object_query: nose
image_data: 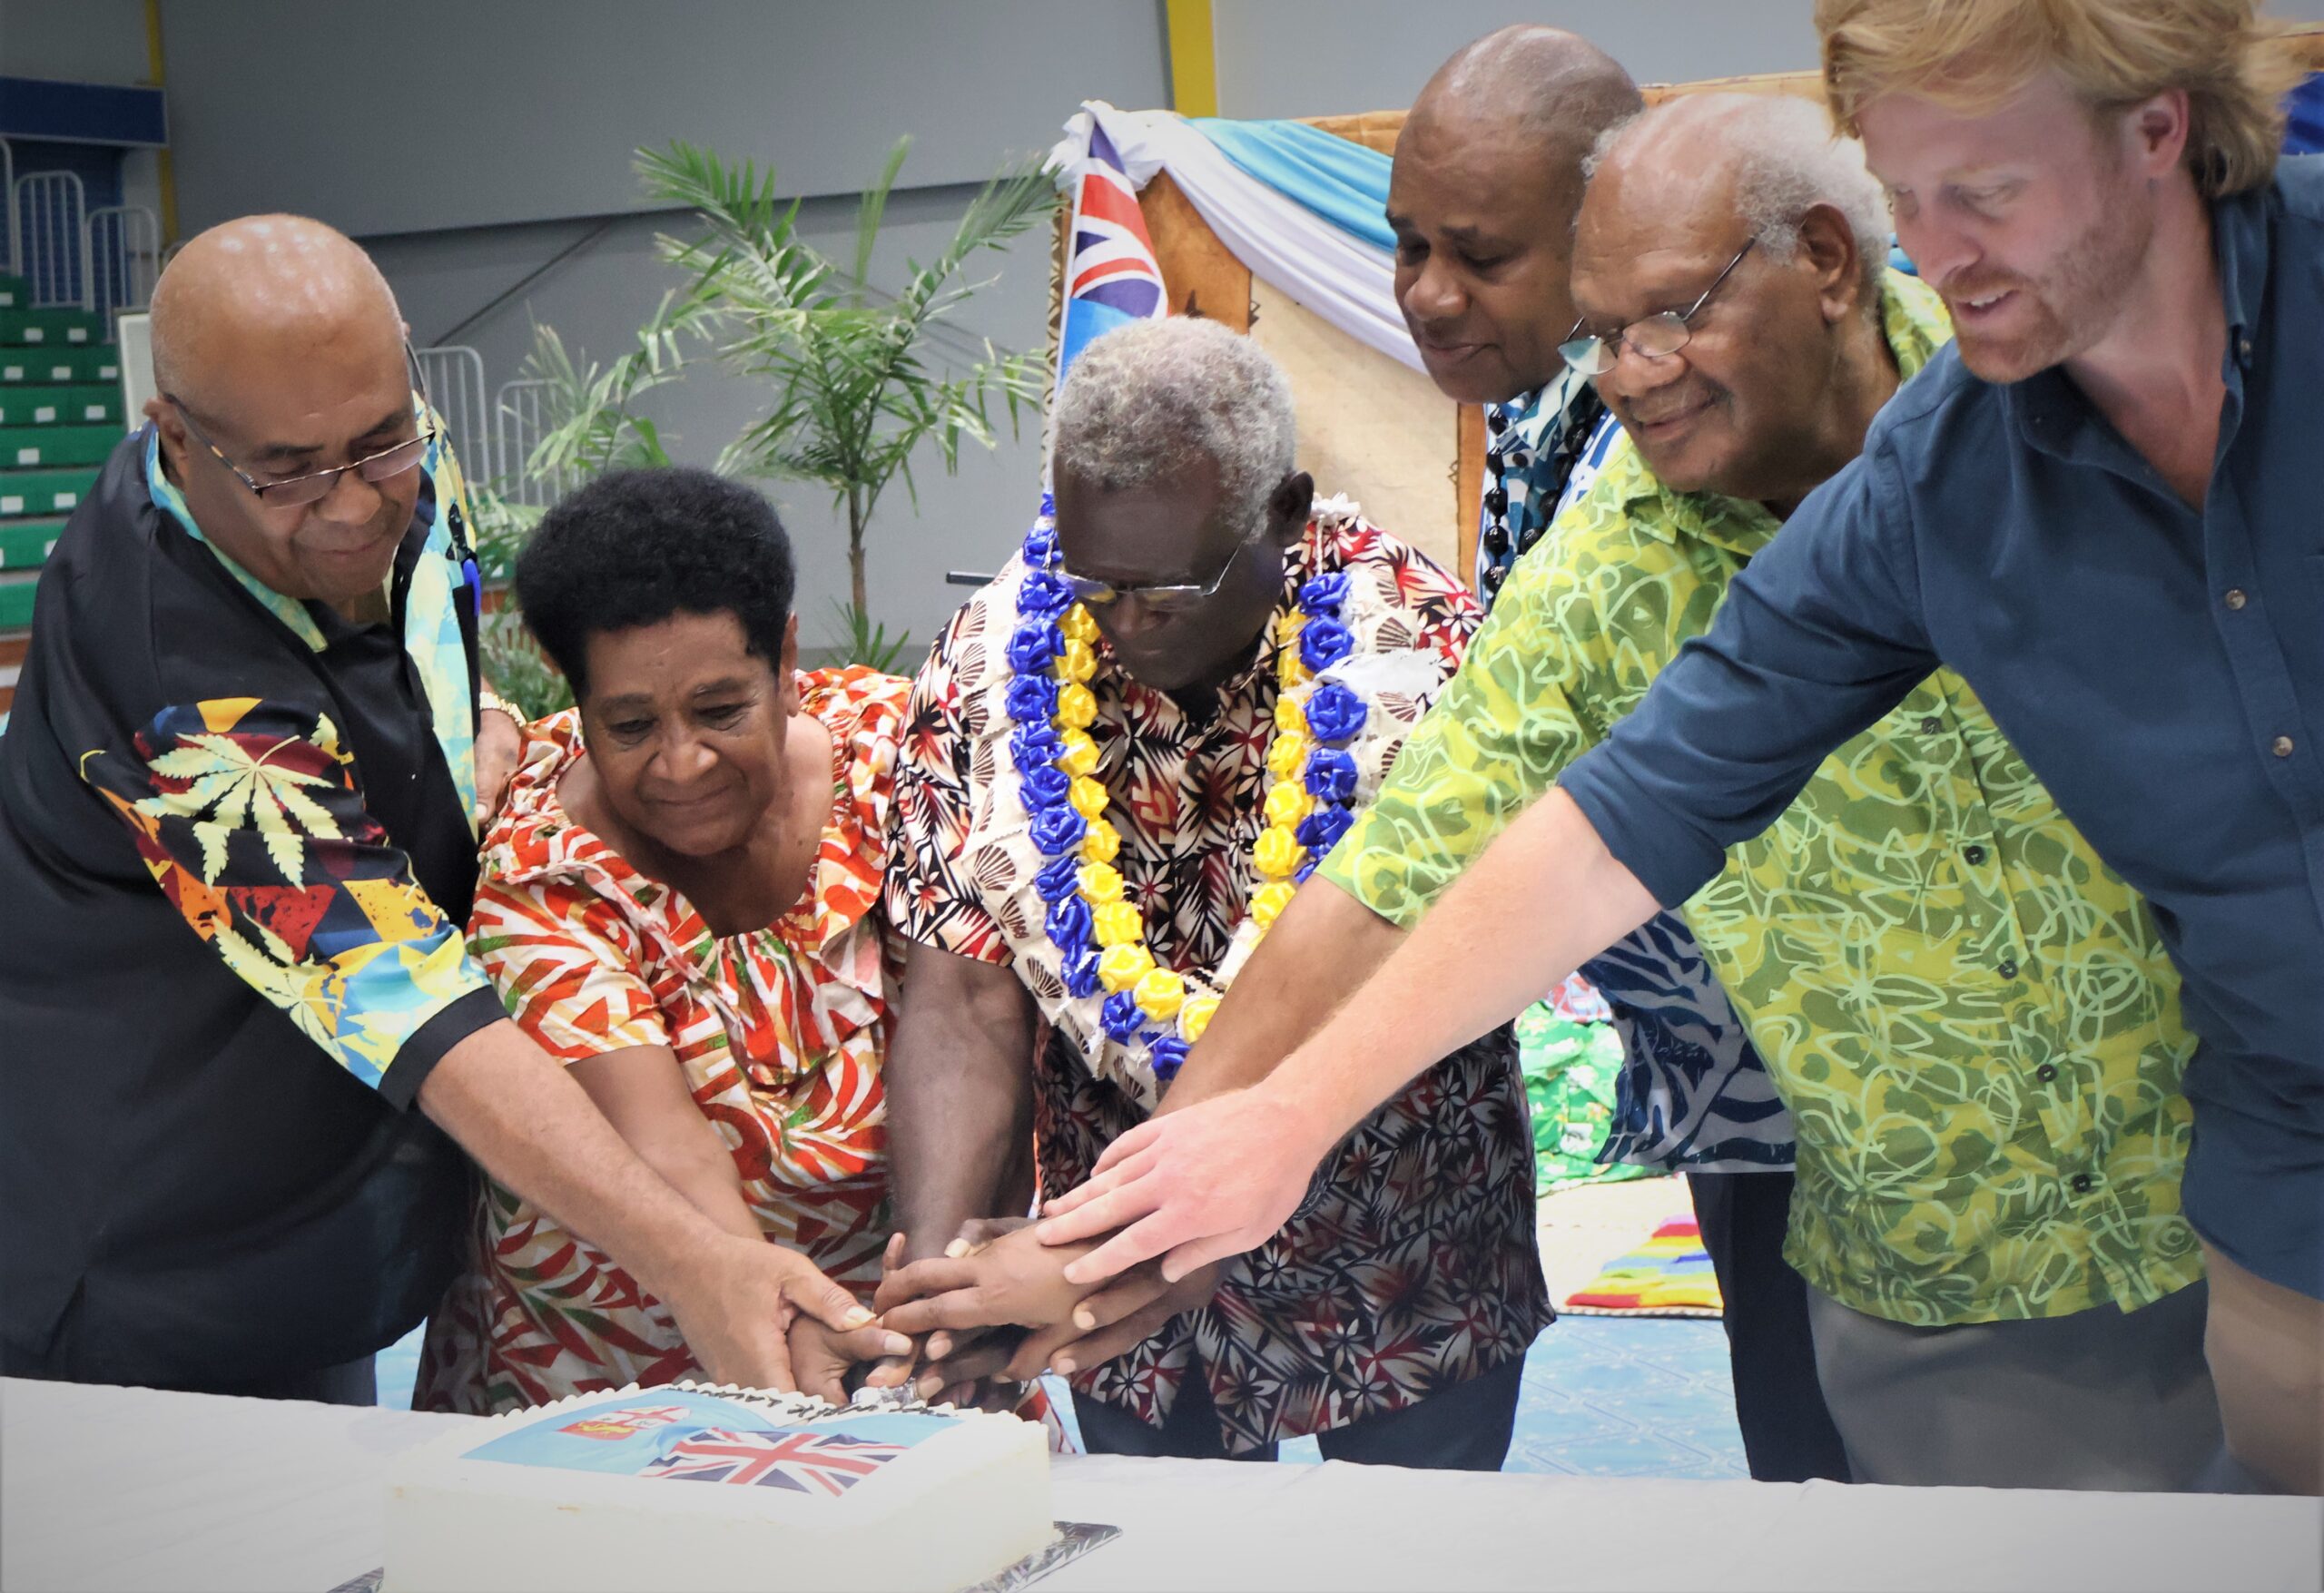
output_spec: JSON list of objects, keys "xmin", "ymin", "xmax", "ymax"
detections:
[
  {"xmin": 1600, "ymin": 339, "xmax": 1687, "ymax": 401},
  {"xmin": 310, "ymin": 461, "xmax": 387, "ymax": 525},
  {"xmin": 650, "ymin": 727, "xmax": 719, "ymax": 786},
  {"xmin": 1898, "ymin": 213, "xmax": 1978, "ymax": 290},
  {"xmin": 1403, "ymin": 253, "xmax": 1466, "ymax": 327}
]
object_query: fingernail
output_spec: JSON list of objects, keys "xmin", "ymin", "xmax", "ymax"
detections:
[
  {"xmin": 841, "ymin": 1306, "xmax": 874, "ymax": 1329},
  {"xmin": 927, "ymin": 1334, "xmax": 951, "ymax": 1359},
  {"xmin": 882, "ymin": 1333, "xmax": 913, "ymax": 1356},
  {"xmin": 1052, "ymin": 1357, "xmax": 1077, "ymax": 1375},
  {"xmin": 1061, "ymin": 1263, "xmax": 1087, "ymax": 1285},
  {"xmin": 944, "ymin": 1239, "xmax": 970, "ymax": 1259},
  {"xmin": 1072, "ymin": 1307, "xmax": 1096, "ymax": 1331}
]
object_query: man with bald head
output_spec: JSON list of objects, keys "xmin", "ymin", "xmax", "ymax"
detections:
[
  {"xmin": 1049, "ymin": 96, "xmax": 2223, "ymax": 1490},
  {"xmin": 0, "ymin": 216, "xmax": 884, "ymax": 1402}
]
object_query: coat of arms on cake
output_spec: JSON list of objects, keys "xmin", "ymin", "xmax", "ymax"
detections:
[{"xmin": 386, "ymin": 1384, "xmax": 1055, "ymax": 1592}]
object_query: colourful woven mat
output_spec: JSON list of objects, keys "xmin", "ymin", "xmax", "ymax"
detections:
[{"xmin": 1560, "ymin": 1215, "xmax": 1725, "ymax": 1318}]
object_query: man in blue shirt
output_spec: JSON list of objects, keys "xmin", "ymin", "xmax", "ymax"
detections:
[{"xmin": 1037, "ymin": 0, "xmax": 2322, "ymax": 1494}]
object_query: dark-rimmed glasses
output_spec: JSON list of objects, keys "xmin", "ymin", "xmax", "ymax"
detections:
[
  {"xmin": 1058, "ymin": 536, "xmax": 1251, "ymax": 616},
  {"xmin": 165, "ymin": 344, "xmax": 437, "ymax": 508},
  {"xmin": 1559, "ymin": 238, "xmax": 1758, "ymax": 378}
]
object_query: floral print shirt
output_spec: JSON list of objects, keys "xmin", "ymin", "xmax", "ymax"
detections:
[
  {"xmin": 418, "ymin": 670, "xmax": 906, "ymax": 1414},
  {"xmin": 885, "ymin": 511, "xmax": 1550, "ymax": 1451}
]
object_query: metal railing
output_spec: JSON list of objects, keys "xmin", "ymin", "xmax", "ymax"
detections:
[
  {"xmin": 0, "ymin": 140, "xmax": 15, "ymax": 280},
  {"xmin": 12, "ymin": 170, "xmax": 86, "ymax": 310},
  {"xmin": 493, "ymin": 377, "xmax": 571, "ymax": 508},
  {"xmin": 85, "ymin": 204, "xmax": 160, "ymax": 322},
  {"xmin": 414, "ymin": 344, "xmax": 492, "ymax": 483}
]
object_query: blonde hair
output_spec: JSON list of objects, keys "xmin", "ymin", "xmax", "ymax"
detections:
[{"xmin": 1816, "ymin": 0, "xmax": 2307, "ymax": 197}]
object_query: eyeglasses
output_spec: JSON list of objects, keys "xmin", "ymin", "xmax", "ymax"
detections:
[
  {"xmin": 164, "ymin": 344, "xmax": 437, "ymax": 507},
  {"xmin": 1057, "ymin": 536, "xmax": 1251, "ymax": 616},
  {"xmin": 1559, "ymin": 239, "xmax": 1758, "ymax": 378}
]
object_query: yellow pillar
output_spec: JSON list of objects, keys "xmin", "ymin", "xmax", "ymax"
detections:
[
  {"xmin": 143, "ymin": 0, "xmax": 182, "ymax": 247},
  {"xmin": 1164, "ymin": 0, "xmax": 1218, "ymax": 119}
]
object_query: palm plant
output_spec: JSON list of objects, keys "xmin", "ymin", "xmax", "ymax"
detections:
[{"xmin": 637, "ymin": 137, "xmax": 1059, "ymax": 640}]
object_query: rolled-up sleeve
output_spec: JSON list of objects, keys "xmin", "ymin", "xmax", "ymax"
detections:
[
  {"xmin": 80, "ymin": 694, "xmax": 497, "ymax": 1106},
  {"xmin": 1558, "ymin": 447, "xmax": 1940, "ymax": 908}
]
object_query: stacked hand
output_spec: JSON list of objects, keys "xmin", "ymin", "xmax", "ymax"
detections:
[
  {"xmin": 866, "ymin": 1220, "xmax": 1225, "ymax": 1402},
  {"xmin": 662, "ymin": 1233, "xmax": 909, "ymax": 1397}
]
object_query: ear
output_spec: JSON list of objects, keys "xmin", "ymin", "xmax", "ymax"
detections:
[
  {"xmin": 2122, "ymin": 89, "xmax": 2191, "ymax": 182},
  {"xmin": 146, "ymin": 398, "xmax": 191, "ymax": 475},
  {"xmin": 776, "ymin": 613, "xmax": 803, "ymax": 716},
  {"xmin": 1267, "ymin": 471, "xmax": 1315, "ymax": 546},
  {"xmin": 1795, "ymin": 205, "xmax": 1866, "ymax": 327}
]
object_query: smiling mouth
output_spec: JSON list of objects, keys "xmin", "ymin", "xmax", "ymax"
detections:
[
  {"xmin": 1949, "ymin": 288, "xmax": 2017, "ymax": 322},
  {"xmin": 1629, "ymin": 395, "xmax": 1712, "ymax": 434}
]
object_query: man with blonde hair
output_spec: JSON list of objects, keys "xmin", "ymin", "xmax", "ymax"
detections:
[{"xmin": 1039, "ymin": 0, "xmax": 2324, "ymax": 1494}]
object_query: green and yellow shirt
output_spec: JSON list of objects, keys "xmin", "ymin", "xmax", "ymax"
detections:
[{"xmin": 1322, "ymin": 273, "xmax": 2199, "ymax": 1326}]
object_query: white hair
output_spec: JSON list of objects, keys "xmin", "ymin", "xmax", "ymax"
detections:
[
  {"xmin": 1584, "ymin": 94, "xmax": 1893, "ymax": 301},
  {"xmin": 1050, "ymin": 318, "xmax": 1295, "ymax": 541}
]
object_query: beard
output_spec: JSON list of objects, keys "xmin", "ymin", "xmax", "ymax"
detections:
[{"xmin": 1945, "ymin": 200, "xmax": 2153, "ymax": 384}]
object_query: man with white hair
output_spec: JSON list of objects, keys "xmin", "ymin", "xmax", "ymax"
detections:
[
  {"xmin": 1048, "ymin": 95, "xmax": 2223, "ymax": 1490},
  {"xmin": 872, "ymin": 316, "xmax": 1549, "ymax": 1467}
]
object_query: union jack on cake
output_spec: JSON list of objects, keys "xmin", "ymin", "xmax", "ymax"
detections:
[{"xmin": 385, "ymin": 1381, "xmax": 1053, "ymax": 1592}]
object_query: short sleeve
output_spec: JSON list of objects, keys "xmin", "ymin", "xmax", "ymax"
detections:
[
  {"xmin": 78, "ymin": 694, "xmax": 498, "ymax": 1106},
  {"xmin": 882, "ymin": 608, "xmax": 1013, "ymax": 966},
  {"xmin": 1559, "ymin": 448, "xmax": 1939, "ymax": 908},
  {"xmin": 467, "ymin": 874, "xmax": 671, "ymax": 1063},
  {"xmin": 1319, "ymin": 536, "xmax": 1599, "ymax": 927}
]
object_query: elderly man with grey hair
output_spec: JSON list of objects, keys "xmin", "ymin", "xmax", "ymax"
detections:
[
  {"xmin": 872, "ymin": 316, "xmax": 1550, "ymax": 1468},
  {"xmin": 1041, "ymin": 95, "xmax": 2224, "ymax": 1490}
]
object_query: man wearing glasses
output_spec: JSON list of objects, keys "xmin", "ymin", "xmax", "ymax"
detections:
[
  {"xmin": 873, "ymin": 316, "xmax": 1549, "ymax": 1467},
  {"xmin": 0, "ymin": 215, "xmax": 880, "ymax": 1402},
  {"xmin": 1051, "ymin": 96, "xmax": 2221, "ymax": 1489}
]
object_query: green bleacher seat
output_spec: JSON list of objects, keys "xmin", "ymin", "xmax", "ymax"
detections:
[
  {"xmin": 0, "ymin": 308, "xmax": 108, "ymax": 349},
  {"xmin": 0, "ymin": 572, "xmax": 36, "ymax": 629},
  {"xmin": 0, "ymin": 518, "xmax": 65, "ymax": 570},
  {"xmin": 5, "ymin": 425, "xmax": 122, "ymax": 469},
  {"xmin": 0, "ymin": 349, "xmax": 122, "ymax": 385},
  {"xmin": 0, "ymin": 275, "xmax": 25, "ymax": 310},
  {"xmin": 0, "ymin": 467, "xmax": 101, "ymax": 518},
  {"xmin": 0, "ymin": 388, "xmax": 123, "ymax": 428}
]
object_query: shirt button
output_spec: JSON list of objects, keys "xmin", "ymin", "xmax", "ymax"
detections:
[
  {"xmin": 2238, "ymin": 337, "xmax": 2253, "ymax": 361},
  {"xmin": 1997, "ymin": 958, "xmax": 2019, "ymax": 979},
  {"xmin": 1964, "ymin": 843, "xmax": 1987, "ymax": 865},
  {"xmin": 2070, "ymin": 1172, "xmax": 2093, "ymax": 1195},
  {"xmin": 2035, "ymin": 1063, "xmax": 2059, "ymax": 1083},
  {"xmin": 2224, "ymin": 588, "xmax": 2248, "ymax": 611},
  {"xmin": 2275, "ymin": 736, "xmax": 2296, "ymax": 758},
  {"xmin": 1919, "ymin": 715, "xmax": 1943, "ymax": 735}
]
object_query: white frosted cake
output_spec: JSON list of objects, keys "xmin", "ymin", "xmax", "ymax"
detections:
[{"xmin": 386, "ymin": 1383, "xmax": 1054, "ymax": 1592}]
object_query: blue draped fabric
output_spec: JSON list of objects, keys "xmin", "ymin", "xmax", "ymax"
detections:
[
  {"xmin": 1192, "ymin": 116, "xmax": 1394, "ymax": 250},
  {"xmin": 2289, "ymin": 73, "xmax": 2324, "ymax": 157}
]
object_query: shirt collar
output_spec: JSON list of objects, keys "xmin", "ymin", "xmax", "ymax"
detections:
[
  {"xmin": 1492, "ymin": 367, "xmax": 1588, "ymax": 455},
  {"xmin": 143, "ymin": 423, "xmax": 331, "ymax": 653},
  {"xmin": 1618, "ymin": 269, "xmax": 1954, "ymax": 559}
]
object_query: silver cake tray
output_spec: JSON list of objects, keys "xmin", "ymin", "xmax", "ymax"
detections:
[{"xmin": 326, "ymin": 1523, "xmax": 1120, "ymax": 1593}]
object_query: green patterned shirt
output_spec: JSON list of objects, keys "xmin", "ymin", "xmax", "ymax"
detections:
[{"xmin": 1323, "ymin": 272, "xmax": 2199, "ymax": 1325}]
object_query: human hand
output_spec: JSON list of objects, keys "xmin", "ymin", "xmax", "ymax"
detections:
[
  {"xmin": 665, "ymin": 1235, "xmax": 904, "ymax": 1393},
  {"xmin": 787, "ymin": 1310, "xmax": 919, "ymax": 1406},
  {"xmin": 876, "ymin": 1223, "xmax": 1102, "ymax": 1340},
  {"xmin": 474, "ymin": 704, "xmax": 524, "ymax": 830},
  {"xmin": 1033, "ymin": 1084, "xmax": 1332, "ymax": 1284},
  {"xmin": 1004, "ymin": 1260, "xmax": 1225, "ymax": 1382}
]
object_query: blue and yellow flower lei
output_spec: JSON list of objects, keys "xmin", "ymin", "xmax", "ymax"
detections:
[{"xmin": 1006, "ymin": 502, "xmax": 1369, "ymax": 1084}]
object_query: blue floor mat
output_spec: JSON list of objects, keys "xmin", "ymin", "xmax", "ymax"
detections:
[{"xmin": 377, "ymin": 1316, "xmax": 1745, "ymax": 1478}]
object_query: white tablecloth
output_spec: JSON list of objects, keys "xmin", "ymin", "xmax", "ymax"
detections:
[{"xmin": 3, "ymin": 1376, "xmax": 2318, "ymax": 1593}]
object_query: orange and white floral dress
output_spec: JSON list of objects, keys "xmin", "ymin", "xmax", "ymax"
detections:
[{"xmin": 416, "ymin": 666, "xmax": 906, "ymax": 1415}]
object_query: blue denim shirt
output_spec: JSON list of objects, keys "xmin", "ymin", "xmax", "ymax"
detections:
[{"xmin": 1561, "ymin": 158, "xmax": 2324, "ymax": 1293}]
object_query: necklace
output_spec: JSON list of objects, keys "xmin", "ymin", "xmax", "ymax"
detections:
[{"xmin": 1000, "ymin": 501, "xmax": 1374, "ymax": 1085}]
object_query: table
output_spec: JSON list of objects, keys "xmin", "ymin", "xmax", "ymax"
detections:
[{"xmin": 4, "ymin": 1377, "xmax": 2318, "ymax": 1592}]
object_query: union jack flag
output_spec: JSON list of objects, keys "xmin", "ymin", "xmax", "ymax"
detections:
[
  {"xmin": 1055, "ymin": 120, "xmax": 1168, "ymax": 399},
  {"xmin": 640, "ymin": 1428, "xmax": 909, "ymax": 1495}
]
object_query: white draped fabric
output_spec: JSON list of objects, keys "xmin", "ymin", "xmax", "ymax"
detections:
[{"xmin": 1047, "ymin": 102, "xmax": 1425, "ymax": 375}]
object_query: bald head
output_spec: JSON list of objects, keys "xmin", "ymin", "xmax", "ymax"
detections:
[
  {"xmin": 1389, "ymin": 27, "xmax": 1640, "ymax": 403},
  {"xmin": 150, "ymin": 215, "xmax": 402, "ymax": 413},
  {"xmin": 1409, "ymin": 25, "xmax": 1640, "ymax": 168}
]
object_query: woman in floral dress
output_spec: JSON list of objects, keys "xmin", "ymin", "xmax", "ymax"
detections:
[{"xmin": 418, "ymin": 467, "xmax": 939, "ymax": 1414}]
